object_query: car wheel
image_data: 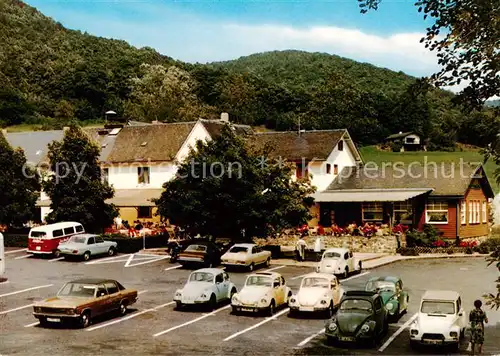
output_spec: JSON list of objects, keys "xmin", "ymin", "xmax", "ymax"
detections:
[
  {"xmin": 267, "ymin": 300, "xmax": 275, "ymax": 316},
  {"xmin": 343, "ymin": 268, "xmax": 349, "ymax": 279},
  {"xmin": 410, "ymin": 340, "xmax": 419, "ymax": 350},
  {"xmin": 119, "ymin": 301, "xmax": 127, "ymax": 316},
  {"xmin": 288, "ymin": 309, "xmax": 297, "ymax": 318},
  {"xmin": 358, "ymin": 261, "xmax": 362, "ymax": 272},
  {"xmin": 53, "ymin": 250, "xmax": 61, "ymax": 258},
  {"xmin": 208, "ymin": 294, "xmax": 217, "ymax": 311},
  {"xmin": 79, "ymin": 311, "xmax": 91, "ymax": 328},
  {"xmin": 231, "ymin": 306, "xmax": 239, "ymax": 315},
  {"xmin": 108, "ymin": 247, "xmax": 116, "ymax": 256},
  {"xmin": 83, "ymin": 251, "xmax": 91, "ymax": 261},
  {"xmin": 248, "ymin": 263, "xmax": 254, "ymax": 272},
  {"xmin": 326, "ymin": 336, "xmax": 336, "ymax": 346},
  {"xmin": 175, "ymin": 302, "xmax": 183, "ymax": 310},
  {"xmin": 265, "ymin": 258, "xmax": 271, "ymax": 267}
]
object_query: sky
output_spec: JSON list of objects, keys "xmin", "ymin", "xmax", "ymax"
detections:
[{"xmin": 26, "ymin": 0, "xmax": 446, "ymax": 83}]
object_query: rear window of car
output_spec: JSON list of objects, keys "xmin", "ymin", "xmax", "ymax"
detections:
[
  {"xmin": 30, "ymin": 231, "xmax": 46, "ymax": 238},
  {"xmin": 186, "ymin": 245, "xmax": 207, "ymax": 252},
  {"xmin": 229, "ymin": 246, "xmax": 248, "ymax": 253},
  {"xmin": 104, "ymin": 282, "xmax": 119, "ymax": 294},
  {"xmin": 324, "ymin": 252, "xmax": 341, "ymax": 259}
]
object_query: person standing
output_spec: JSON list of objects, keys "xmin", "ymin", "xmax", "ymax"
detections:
[
  {"xmin": 296, "ymin": 236, "xmax": 307, "ymax": 262},
  {"xmin": 313, "ymin": 235, "xmax": 323, "ymax": 262},
  {"xmin": 469, "ymin": 299, "xmax": 488, "ymax": 355}
]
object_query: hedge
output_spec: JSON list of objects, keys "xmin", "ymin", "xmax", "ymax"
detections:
[{"xmin": 3, "ymin": 233, "xmax": 28, "ymax": 247}]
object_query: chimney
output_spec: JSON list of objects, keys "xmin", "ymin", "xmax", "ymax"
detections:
[
  {"xmin": 220, "ymin": 112, "xmax": 229, "ymax": 123},
  {"xmin": 63, "ymin": 126, "xmax": 70, "ymax": 132}
]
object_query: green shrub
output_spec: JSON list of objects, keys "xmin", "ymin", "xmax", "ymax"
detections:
[
  {"xmin": 406, "ymin": 226, "xmax": 439, "ymax": 247},
  {"xmin": 390, "ymin": 141, "xmax": 403, "ymax": 152},
  {"xmin": 465, "ymin": 247, "xmax": 473, "ymax": 254},
  {"xmin": 477, "ymin": 245, "xmax": 489, "ymax": 254},
  {"xmin": 3, "ymin": 233, "xmax": 28, "ymax": 247},
  {"xmin": 481, "ymin": 237, "xmax": 500, "ymax": 251}
]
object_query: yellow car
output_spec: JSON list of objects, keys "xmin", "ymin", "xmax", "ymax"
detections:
[{"xmin": 221, "ymin": 243, "xmax": 271, "ymax": 271}]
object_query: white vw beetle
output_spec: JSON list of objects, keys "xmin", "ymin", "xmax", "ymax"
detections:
[
  {"xmin": 174, "ymin": 268, "xmax": 237, "ymax": 311},
  {"xmin": 231, "ymin": 272, "xmax": 292, "ymax": 316},
  {"xmin": 409, "ymin": 290, "xmax": 467, "ymax": 350},
  {"xmin": 316, "ymin": 247, "xmax": 361, "ymax": 278},
  {"xmin": 288, "ymin": 273, "xmax": 344, "ymax": 317}
]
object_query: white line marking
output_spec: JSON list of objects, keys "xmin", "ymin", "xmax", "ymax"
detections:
[
  {"xmin": 5, "ymin": 249, "xmax": 27, "ymax": 254},
  {"xmin": 164, "ymin": 265, "xmax": 182, "ymax": 271},
  {"xmin": 223, "ymin": 308, "xmax": 290, "ymax": 341},
  {"xmin": 152, "ymin": 301, "xmax": 176, "ymax": 310},
  {"xmin": 262, "ymin": 265, "xmax": 285, "ymax": 272},
  {"xmin": 48, "ymin": 257, "xmax": 65, "ymax": 262},
  {"xmin": 0, "ymin": 303, "xmax": 34, "ymax": 315},
  {"xmin": 84, "ymin": 254, "xmax": 132, "ymax": 265},
  {"xmin": 291, "ymin": 273, "xmax": 310, "ymax": 280},
  {"xmin": 342, "ymin": 271, "xmax": 370, "ymax": 282},
  {"xmin": 153, "ymin": 304, "xmax": 231, "ymax": 337},
  {"xmin": 87, "ymin": 309, "xmax": 152, "ymax": 331},
  {"xmin": 138, "ymin": 290, "xmax": 148, "ymax": 295},
  {"xmin": 297, "ymin": 329, "xmax": 325, "ymax": 347},
  {"xmin": 24, "ymin": 321, "xmax": 40, "ymax": 328},
  {"xmin": 0, "ymin": 280, "xmax": 9, "ymax": 285},
  {"xmin": 136, "ymin": 253, "xmax": 169, "ymax": 257},
  {"xmin": 0, "ymin": 284, "xmax": 53, "ymax": 298},
  {"xmin": 378, "ymin": 313, "xmax": 418, "ymax": 352},
  {"xmin": 125, "ymin": 256, "xmax": 170, "ymax": 268},
  {"xmin": 14, "ymin": 254, "xmax": 32, "ymax": 260},
  {"xmin": 124, "ymin": 254, "xmax": 135, "ymax": 267}
]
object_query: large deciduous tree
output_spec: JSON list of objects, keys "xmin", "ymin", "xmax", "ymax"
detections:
[
  {"xmin": 358, "ymin": 0, "xmax": 499, "ymax": 109},
  {"xmin": 155, "ymin": 124, "xmax": 315, "ymax": 241},
  {"xmin": 42, "ymin": 125, "xmax": 117, "ymax": 233},
  {"xmin": 0, "ymin": 133, "xmax": 39, "ymax": 227}
]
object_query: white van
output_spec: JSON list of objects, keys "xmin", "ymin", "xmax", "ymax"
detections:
[{"xmin": 27, "ymin": 222, "xmax": 85, "ymax": 257}]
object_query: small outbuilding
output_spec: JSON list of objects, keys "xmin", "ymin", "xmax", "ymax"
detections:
[{"xmin": 385, "ymin": 132, "xmax": 425, "ymax": 152}]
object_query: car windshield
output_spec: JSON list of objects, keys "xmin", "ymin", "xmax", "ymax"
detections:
[
  {"xmin": 30, "ymin": 231, "xmax": 47, "ymax": 238},
  {"xmin": 68, "ymin": 235, "xmax": 87, "ymax": 244},
  {"xmin": 323, "ymin": 252, "xmax": 341, "ymax": 259},
  {"xmin": 365, "ymin": 281, "xmax": 396, "ymax": 293},
  {"xmin": 186, "ymin": 245, "xmax": 207, "ymax": 252},
  {"xmin": 57, "ymin": 283, "xmax": 96, "ymax": 298},
  {"xmin": 246, "ymin": 276, "xmax": 273, "ymax": 287},
  {"xmin": 229, "ymin": 246, "xmax": 248, "ymax": 253},
  {"xmin": 302, "ymin": 277, "xmax": 330, "ymax": 288},
  {"xmin": 189, "ymin": 272, "xmax": 214, "ymax": 283},
  {"xmin": 340, "ymin": 299, "xmax": 372, "ymax": 312},
  {"xmin": 421, "ymin": 301, "xmax": 455, "ymax": 315}
]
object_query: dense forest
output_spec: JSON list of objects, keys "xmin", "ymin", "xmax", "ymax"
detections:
[{"xmin": 0, "ymin": 0, "xmax": 498, "ymax": 149}]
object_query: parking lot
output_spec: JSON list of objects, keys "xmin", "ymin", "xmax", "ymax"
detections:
[{"xmin": 1, "ymin": 248, "xmax": 500, "ymax": 355}]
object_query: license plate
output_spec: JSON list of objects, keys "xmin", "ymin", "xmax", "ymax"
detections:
[
  {"xmin": 339, "ymin": 336, "xmax": 355, "ymax": 342},
  {"xmin": 47, "ymin": 318, "xmax": 60, "ymax": 322},
  {"xmin": 241, "ymin": 307, "xmax": 254, "ymax": 312},
  {"xmin": 300, "ymin": 307, "xmax": 315, "ymax": 312},
  {"xmin": 423, "ymin": 339, "xmax": 441, "ymax": 345},
  {"xmin": 36, "ymin": 246, "xmax": 41, "ymax": 251}
]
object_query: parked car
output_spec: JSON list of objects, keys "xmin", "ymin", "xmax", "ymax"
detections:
[
  {"xmin": 231, "ymin": 272, "xmax": 292, "ymax": 316},
  {"xmin": 364, "ymin": 276, "xmax": 409, "ymax": 320},
  {"xmin": 27, "ymin": 221, "xmax": 84, "ymax": 257},
  {"xmin": 32, "ymin": 278, "xmax": 138, "ymax": 328},
  {"xmin": 409, "ymin": 290, "xmax": 467, "ymax": 350},
  {"xmin": 57, "ymin": 234, "xmax": 117, "ymax": 261},
  {"xmin": 325, "ymin": 290, "xmax": 388, "ymax": 346},
  {"xmin": 177, "ymin": 241, "xmax": 222, "ymax": 268},
  {"xmin": 174, "ymin": 268, "xmax": 237, "ymax": 311},
  {"xmin": 288, "ymin": 272, "xmax": 344, "ymax": 317},
  {"xmin": 221, "ymin": 243, "xmax": 271, "ymax": 271},
  {"xmin": 316, "ymin": 248, "xmax": 362, "ymax": 278}
]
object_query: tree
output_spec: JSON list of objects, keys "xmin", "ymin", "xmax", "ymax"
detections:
[
  {"xmin": 0, "ymin": 133, "xmax": 39, "ymax": 227},
  {"xmin": 42, "ymin": 125, "xmax": 117, "ymax": 233},
  {"xmin": 155, "ymin": 125, "xmax": 315, "ymax": 241},
  {"xmin": 358, "ymin": 0, "xmax": 499, "ymax": 110}
]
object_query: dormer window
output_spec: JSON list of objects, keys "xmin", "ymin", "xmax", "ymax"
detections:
[{"xmin": 338, "ymin": 140, "xmax": 344, "ymax": 151}]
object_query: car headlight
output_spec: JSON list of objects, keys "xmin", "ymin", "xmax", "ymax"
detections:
[
  {"xmin": 361, "ymin": 324, "xmax": 370, "ymax": 333},
  {"xmin": 328, "ymin": 323, "xmax": 337, "ymax": 332},
  {"xmin": 175, "ymin": 291, "xmax": 182, "ymax": 297},
  {"xmin": 386, "ymin": 302, "xmax": 394, "ymax": 310},
  {"xmin": 320, "ymin": 300, "xmax": 327, "ymax": 304},
  {"xmin": 410, "ymin": 329, "xmax": 419, "ymax": 335},
  {"xmin": 290, "ymin": 298, "xmax": 296, "ymax": 303},
  {"xmin": 450, "ymin": 331, "xmax": 458, "ymax": 338}
]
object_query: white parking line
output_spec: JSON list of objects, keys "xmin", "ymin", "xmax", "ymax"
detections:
[
  {"xmin": 342, "ymin": 271, "xmax": 370, "ymax": 282},
  {"xmin": 24, "ymin": 321, "xmax": 40, "ymax": 328},
  {"xmin": 138, "ymin": 290, "xmax": 148, "ymax": 295},
  {"xmin": 84, "ymin": 254, "xmax": 132, "ymax": 265},
  {"xmin": 262, "ymin": 265, "xmax": 285, "ymax": 272},
  {"xmin": 164, "ymin": 265, "xmax": 182, "ymax": 271},
  {"xmin": 378, "ymin": 313, "xmax": 417, "ymax": 352},
  {"xmin": 0, "ymin": 284, "xmax": 53, "ymax": 298},
  {"xmin": 48, "ymin": 257, "xmax": 65, "ymax": 262},
  {"xmin": 291, "ymin": 273, "xmax": 310, "ymax": 280},
  {"xmin": 14, "ymin": 254, "xmax": 32, "ymax": 260},
  {"xmin": 5, "ymin": 248, "xmax": 27, "ymax": 254},
  {"xmin": 125, "ymin": 256, "xmax": 170, "ymax": 268},
  {"xmin": 0, "ymin": 303, "xmax": 34, "ymax": 315},
  {"xmin": 297, "ymin": 329, "xmax": 324, "ymax": 347},
  {"xmin": 153, "ymin": 304, "xmax": 231, "ymax": 337},
  {"xmin": 223, "ymin": 308, "xmax": 290, "ymax": 341}
]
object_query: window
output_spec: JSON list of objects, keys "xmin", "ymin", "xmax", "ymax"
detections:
[
  {"xmin": 426, "ymin": 200, "xmax": 448, "ymax": 224},
  {"xmin": 482, "ymin": 201, "xmax": 487, "ymax": 223},
  {"xmin": 138, "ymin": 206, "xmax": 152, "ymax": 219},
  {"xmin": 362, "ymin": 202, "xmax": 383, "ymax": 221},
  {"xmin": 75, "ymin": 225, "xmax": 84, "ymax": 233},
  {"xmin": 102, "ymin": 168, "xmax": 109, "ymax": 183},
  {"xmin": 251, "ymin": 247, "xmax": 257, "ymax": 254},
  {"xmin": 469, "ymin": 201, "xmax": 474, "ymax": 224},
  {"xmin": 63, "ymin": 227, "xmax": 74, "ymax": 236},
  {"xmin": 215, "ymin": 274, "xmax": 223, "ymax": 284},
  {"xmin": 460, "ymin": 200, "xmax": 466, "ymax": 225},
  {"xmin": 87, "ymin": 237, "xmax": 95, "ymax": 245},
  {"xmin": 97, "ymin": 284, "xmax": 108, "ymax": 297},
  {"xmin": 475, "ymin": 201, "xmax": 480, "ymax": 223},
  {"xmin": 374, "ymin": 298, "xmax": 382, "ymax": 311},
  {"xmin": 406, "ymin": 137, "xmax": 415, "ymax": 143},
  {"xmin": 338, "ymin": 140, "xmax": 343, "ymax": 151},
  {"xmin": 295, "ymin": 163, "xmax": 308, "ymax": 179},
  {"xmin": 96, "ymin": 236, "xmax": 104, "ymax": 243},
  {"xmin": 394, "ymin": 201, "xmax": 413, "ymax": 223},
  {"xmin": 138, "ymin": 166, "xmax": 150, "ymax": 184},
  {"xmin": 334, "ymin": 164, "xmax": 338, "ymax": 175},
  {"xmin": 104, "ymin": 282, "xmax": 119, "ymax": 295},
  {"xmin": 53, "ymin": 229, "xmax": 63, "ymax": 237},
  {"xmin": 280, "ymin": 276, "xmax": 285, "ymax": 285},
  {"xmin": 326, "ymin": 163, "xmax": 331, "ymax": 174}
]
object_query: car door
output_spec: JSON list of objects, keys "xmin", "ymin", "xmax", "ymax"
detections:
[
  {"xmin": 256, "ymin": 246, "xmax": 266, "ymax": 264},
  {"xmin": 87, "ymin": 236, "xmax": 97, "ymax": 254},
  {"xmin": 95, "ymin": 284, "xmax": 111, "ymax": 316},
  {"xmin": 95, "ymin": 236, "xmax": 107, "ymax": 254},
  {"xmin": 214, "ymin": 273, "xmax": 226, "ymax": 301},
  {"xmin": 104, "ymin": 281, "xmax": 121, "ymax": 311},
  {"xmin": 457, "ymin": 297, "xmax": 467, "ymax": 329},
  {"xmin": 373, "ymin": 296, "xmax": 385, "ymax": 333},
  {"xmin": 348, "ymin": 251, "xmax": 355, "ymax": 271},
  {"xmin": 331, "ymin": 278, "xmax": 342, "ymax": 305}
]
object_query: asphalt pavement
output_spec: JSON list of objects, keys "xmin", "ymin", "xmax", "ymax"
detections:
[{"xmin": 1, "ymin": 248, "xmax": 499, "ymax": 355}]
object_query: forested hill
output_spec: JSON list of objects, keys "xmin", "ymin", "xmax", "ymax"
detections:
[{"xmin": 0, "ymin": 0, "xmax": 498, "ymax": 150}]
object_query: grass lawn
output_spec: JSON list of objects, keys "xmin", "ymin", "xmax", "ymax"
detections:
[{"xmin": 359, "ymin": 146, "xmax": 500, "ymax": 193}]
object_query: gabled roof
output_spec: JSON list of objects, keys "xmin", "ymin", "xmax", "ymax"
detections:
[
  {"xmin": 200, "ymin": 119, "xmax": 254, "ymax": 137},
  {"xmin": 5, "ymin": 130, "xmax": 65, "ymax": 165},
  {"xmin": 386, "ymin": 132, "xmax": 416, "ymax": 140},
  {"xmin": 248, "ymin": 129, "xmax": 347, "ymax": 161},
  {"xmin": 326, "ymin": 163, "xmax": 494, "ymax": 198}
]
